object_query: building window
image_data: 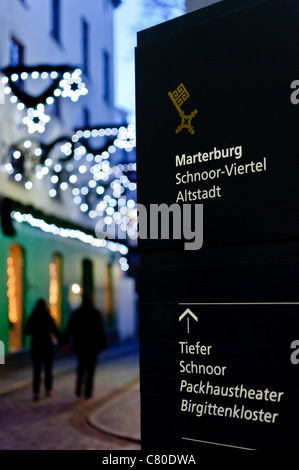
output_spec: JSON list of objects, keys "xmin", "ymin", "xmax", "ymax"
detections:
[
  {"xmin": 103, "ymin": 0, "xmax": 109, "ymax": 12},
  {"xmin": 83, "ymin": 106, "xmax": 90, "ymax": 128},
  {"xmin": 49, "ymin": 253, "xmax": 63, "ymax": 328},
  {"xmin": 51, "ymin": 0, "xmax": 61, "ymax": 43},
  {"xmin": 7, "ymin": 244, "xmax": 24, "ymax": 352},
  {"xmin": 10, "ymin": 37, "xmax": 25, "ymax": 91},
  {"xmin": 82, "ymin": 19, "xmax": 89, "ymax": 77},
  {"xmin": 10, "ymin": 37, "xmax": 24, "ymax": 66},
  {"xmin": 103, "ymin": 50, "xmax": 111, "ymax": 103}
]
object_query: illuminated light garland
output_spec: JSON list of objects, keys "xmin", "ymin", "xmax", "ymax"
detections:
[
  {"xmin": 1, "ymin": 66, "xmax": 88, "ymax": 134},
  {"xmin": 56, "ymin": 125, "xmax": 137, "ymax": 232},
  {"xmin": 2, "ymin": 121, "xmax": 137, "ymax": 242},
  {"xmin": 73, "ymin": 124, "xmax": 136, "ymax": 156},
  {"xmin": 11, "ymin": 211, "xmax": 129, "ymax": 261},
  {"xmin": 23, "ymin": 104, "xmax": 51, "ymax": 134},
  {"xmin": 59, "ymin": 69, "xmax": 88, "ymax": 102},
  {"xmin": 1, "ymin": 64, "xmax": 137, "ymax": 253}
]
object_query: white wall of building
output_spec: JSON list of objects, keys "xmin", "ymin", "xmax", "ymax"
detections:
[{"xmin": 117, "ymin": 276, "xmax": 137, "ymax": 341}]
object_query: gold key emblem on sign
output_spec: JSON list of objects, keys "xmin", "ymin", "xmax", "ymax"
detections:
[{"xmin": 168, "ymin": 83, "xmax": 198, "ymax": 135}]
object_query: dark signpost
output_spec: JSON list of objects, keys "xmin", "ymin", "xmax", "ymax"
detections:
[{"xmin": 135, "ymin": 0, "xmax": 299, "ymax": 451}]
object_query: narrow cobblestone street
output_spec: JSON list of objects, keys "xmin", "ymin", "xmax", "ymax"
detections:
[{"xmin": 0, "ymin": 345, "xmax": 141, "ymax": 450}]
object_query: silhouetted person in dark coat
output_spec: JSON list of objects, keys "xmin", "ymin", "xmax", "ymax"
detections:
[
  {"xmin": 63, "ymin": 294, "xmax": 107, "ymax": 399},
  {"xmin": 25, "ymin": 298, "xmax": 61, "ymax": 401}
]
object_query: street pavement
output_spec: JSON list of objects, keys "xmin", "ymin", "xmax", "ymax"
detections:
[{"xmin": 0, "ymin": 338, "xmax": 141, "ymax": 450}]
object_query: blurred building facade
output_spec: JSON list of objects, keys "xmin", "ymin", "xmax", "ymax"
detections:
[{"xmin": 0, "ymin": 0, "xmax": 137, "ymax": 355}]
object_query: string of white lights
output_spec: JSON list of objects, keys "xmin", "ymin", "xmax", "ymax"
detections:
[
  {"xmin": 2, "ymin": 69, "xmax": 88, "ymax": 134},
  {"xmin": 72, "ymin": 123, "xmax": 136, "ymax": 152},
  {"xmin": 2, "ymin": 131, "xmax": 138, "ymax": 240},
  {"xmin": 11, "ymin": 211, "xmax": 130, "ymax": 271},
  {"xmin": 1, "ymin": 66, "xmax": 137, "ymax": 242},
  {"xmin": 52, "ymin": 126, "xmax": 137, "ymax": 231},
  {"xmin": 69, "ymin": 125, "xmax": 136, "ymax": 225}
]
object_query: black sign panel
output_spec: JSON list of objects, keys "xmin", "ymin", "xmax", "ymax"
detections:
[
  {"xmin": 140, "ymin": 302, "xmax": 299, "ymax": 450},
  {"xmin": 136, "ymin": 0, "xmax": 299, "ymax": 451},
  {"xmin": 136, "ymin": 0, "xmax": 299, "ymax": 248}
]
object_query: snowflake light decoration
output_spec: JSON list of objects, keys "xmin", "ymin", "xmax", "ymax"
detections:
[
  {"xmin": 23, "ymin": 104, "xmax": 51, "ymax": 134},
  {"xmin": 59, "ymin": 69, "xmax": 88, "ymax": 102}
]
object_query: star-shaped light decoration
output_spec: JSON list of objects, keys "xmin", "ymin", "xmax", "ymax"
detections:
[
  {"xmin": 59, "ymin": 69, "xmax": 88, "ymax": 102},
  {"xmin": 1, "ymin": 65, "xmax": 88, "ymax": 133},
  {"xmin": 23, "ymin": 104, "xmax": 51, "ymax": 134}
]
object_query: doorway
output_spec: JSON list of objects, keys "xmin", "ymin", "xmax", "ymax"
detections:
[
  {"xmin": 49, "ymin": 252, "xmax": 62, "ymax": 327},
  {"xmin": 7, "ymin": 244, "xmax": 24, "ymax": 351}
]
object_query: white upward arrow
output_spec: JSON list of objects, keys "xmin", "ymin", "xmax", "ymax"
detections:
[{"xmin": 179, "ymin": 308, "xmax": 198, "ymax": 334}]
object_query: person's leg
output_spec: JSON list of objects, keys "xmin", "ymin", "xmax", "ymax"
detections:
[
  {"xmin": 31, "ymin": 350, "xmax": 41, "ymax": 400},
  {"xmin": 44, "ymin": 350, "xmax": 53, "ymax": 396},
  {"xmin": 76, "ymin": 354, "xmax": 85, "ymax": 397},
  {"xmin": 85, "ymin": 353, "xmax": 97, "ymax": 398}
]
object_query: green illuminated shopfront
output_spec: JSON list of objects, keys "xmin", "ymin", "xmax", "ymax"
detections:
[{"xmin": 0, "ymin": 202, "xmax": 127, "ymax": 356}]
